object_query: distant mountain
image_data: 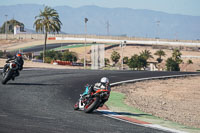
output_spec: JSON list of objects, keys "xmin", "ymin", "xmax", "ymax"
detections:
[
  {"xmin": 24, "ymin": 28, "xmax": 36, "ymax": 34},
  {"xmin": 0, "ymin": 4, "xmax": 200, "ymax": 40}
]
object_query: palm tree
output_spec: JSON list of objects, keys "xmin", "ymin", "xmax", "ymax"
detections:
[
  {"xmin": 154, "ymin": 49, "xmax": 166, "ymax": 63},
  {"xmin": 34, "ymin": 6, "xmax": 62, "ymax": 62},
  {"xmin": 140, "ymin": 50, "xmax": 153, "ymax": 61},
  {"xmin": 172, "ymin": 49, "xmax": 182, "ymax": 64}
]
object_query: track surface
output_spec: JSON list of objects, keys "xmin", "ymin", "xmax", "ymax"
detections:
[
  {"xmin": 21, "ymin": 43, "xmax": 151, "ymax": 53},
  {"xmin": 20, "ymin": 43, "xmax": 80, "ymax": 53},
  {"xmin": 0, "ymin": 69, "xmax": 196, "ymax": 133}
]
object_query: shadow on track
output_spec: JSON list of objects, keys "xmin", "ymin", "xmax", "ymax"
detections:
[
  {"xmin": 98, "ymin": 110, "xmax": 151, "ymax": 117},
  {"xmin": 7, "ymin": 83, "xmax": 63, "ymax": 86},
  {"xmin": 115, "ymin": 112, "xmax": 151, "ymax": 117}
]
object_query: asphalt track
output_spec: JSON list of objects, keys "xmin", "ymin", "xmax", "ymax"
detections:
[
  {"xmin": 20, "ymin": 43, "xmax": 151, "ymax": 53},
  {"xmin": 0, "ymin": 69, "xmax": 197, "ymax": 133},
  {"xmin": 19, "ymin": 43, "xmax": 80, "ymax": 53}
]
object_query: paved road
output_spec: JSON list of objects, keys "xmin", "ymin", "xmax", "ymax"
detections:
[{"xmin": 0, "ymin": 69, "xmax": 196, "ymax": 133}]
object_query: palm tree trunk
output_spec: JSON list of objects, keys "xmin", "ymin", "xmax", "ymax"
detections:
[{"xmin": 43, "ymin": 32, "xmax": 48, "ymax": 63}]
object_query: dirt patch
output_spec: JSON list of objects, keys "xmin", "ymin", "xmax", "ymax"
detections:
[
  {"xmin": 112, "ymin": 76, "xmax": 200, "ymax": 128},
  {"xmin": 0, "ymin": 39, "xmax": 34, "ymax": 50}
]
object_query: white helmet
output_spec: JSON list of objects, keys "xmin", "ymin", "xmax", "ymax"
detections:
[{"xmin": 100, "ymin": 77, "xmax": 109, "ymax": 84}]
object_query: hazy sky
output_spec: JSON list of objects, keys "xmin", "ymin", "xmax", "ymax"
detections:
[{"xmin": 0, "ymin": 0, "xmax": 200, "ymax": 16}]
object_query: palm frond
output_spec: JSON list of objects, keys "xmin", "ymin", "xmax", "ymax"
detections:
[{"xmin": 33, "ymin": 6, "xmax": 62, "ymax": 34}]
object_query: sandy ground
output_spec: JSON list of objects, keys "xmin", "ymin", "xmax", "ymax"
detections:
[{"xmin": 112, "ymin": 76, "xmax": 200, "ymax": 128}]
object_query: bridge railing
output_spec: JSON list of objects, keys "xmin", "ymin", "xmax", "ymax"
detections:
[{"xmin": 0, "ymin": 33, "xmax": 199, "ymax": 43}]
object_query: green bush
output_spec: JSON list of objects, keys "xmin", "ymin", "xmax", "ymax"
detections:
[
  {"xmin": 123, "ymin": 56, "xmax": 129, "ymax": 64},
  {"xmin": 36, "ymin": 50, "xmax": 78, "ymax": 63},
  {"xmin": 44, "ymin": 57, "xmax": 52, "ymax": 63},
  {"xmin": 111, "ymin": 51, "xmax": 120, "ymax": 65},
  {"xmin": 105, "ymin": 58, "xmax": 110, "ymax": 66},
  {"xmin": 165, "ymin": 49, "xmax": 182, "ymax": 71},
  {"xmin": 46, "ymin": 50, "xmax": 62, "ymax": 60},
  {"xmin": 128, "ymin": 54, "xmax": 147, "ymax": 70},
  {"xmin": 37, "ymin": 52, "xmax": 43, "ymax": 60},
  {"xmin": 166, "ymin": 57, "xmax": 180, "ymax": 71},
  {"xmin": 62, "ymin": 51, "xmax": 77, "ymax": 62},
  {"xmin": 187, "ymin": 59, "xmax": 193, "ymax": 64}
]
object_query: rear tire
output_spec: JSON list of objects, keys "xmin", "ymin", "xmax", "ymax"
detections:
[{"xmin": 84, "ymin": 97, "xmax": 100, "ymax": 113}]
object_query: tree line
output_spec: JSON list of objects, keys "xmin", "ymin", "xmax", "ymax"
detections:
[{"xmin": 108, "ymin": 49, "xmax": 191, "ymax": 71}]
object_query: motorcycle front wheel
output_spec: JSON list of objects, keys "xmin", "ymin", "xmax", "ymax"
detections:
[
  {"xmin": 84, "ymin": 97, "xmax": 100, "ymax": 113},
  {"xmin": 1, "ymin": 70, "xmax": 12, "ymax": 85},
  {"xmin": 73, "ymin": 101, "xmax": 79, "ymax": 110}
]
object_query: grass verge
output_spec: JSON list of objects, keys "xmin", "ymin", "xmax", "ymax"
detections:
[{"xmin": 106, "ymin": 91, "xmax": 200, "ymax": 133}]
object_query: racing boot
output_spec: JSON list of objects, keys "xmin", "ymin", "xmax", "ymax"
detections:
[{"xmin": 99, "ymin": 100, "xmax": 107, "ymax": 107}]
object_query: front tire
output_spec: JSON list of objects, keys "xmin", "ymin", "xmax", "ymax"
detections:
[
  {"xmin": 74, "ymin": 101, "xmax": 79, "ymax": 110},
  {"xmin": 1, "ymin": 70, "xmax": 12, "ymax": 85},
  {"xmin": 84, "ymin": 97, "xmax": 100, "ymax": 113}
]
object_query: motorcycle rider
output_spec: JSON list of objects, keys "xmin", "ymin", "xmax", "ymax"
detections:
[
  {"xmin": 2, "ymin": 53, "xmax": 24, "ymax": 80},
  {"xmin": 82, "ymin": 77, "xmax": 111, "ymax": 107}
]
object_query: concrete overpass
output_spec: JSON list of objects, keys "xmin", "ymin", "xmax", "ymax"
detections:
[
  {"xmin": 1, "ymin": 34, "xmax": 200, "ymax": 47},
  {"xmin": 51, "ymin": 36, "xmax": 200, "ymax": 47}
]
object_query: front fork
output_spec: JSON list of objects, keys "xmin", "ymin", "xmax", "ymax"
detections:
[{"xmin": 79, "ymin": 96, "xmax": 85, "ymax": 110}]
